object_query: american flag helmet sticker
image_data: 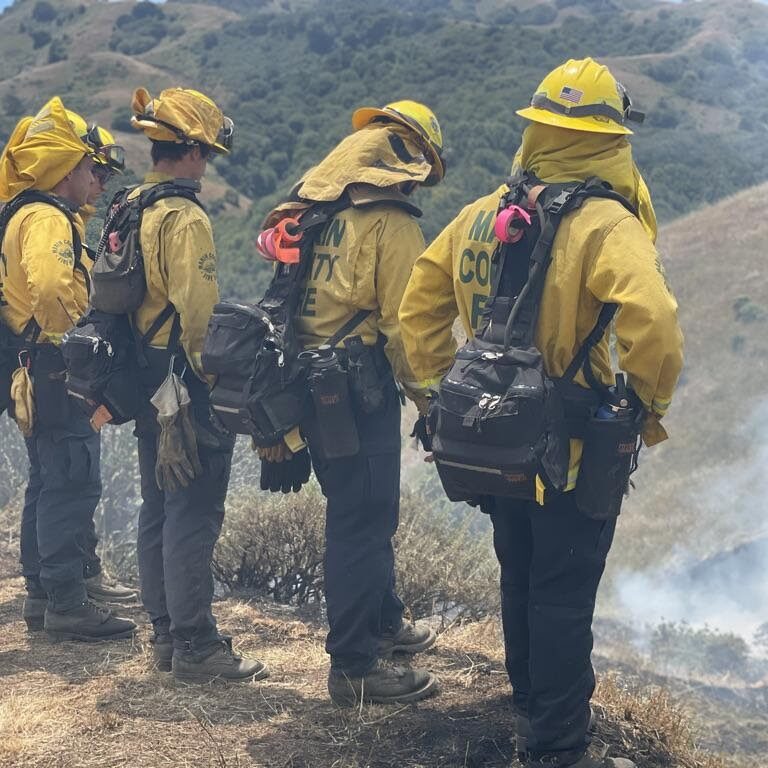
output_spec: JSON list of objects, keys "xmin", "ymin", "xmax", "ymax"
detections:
[{"xmin": 559, "ymin": 86, "xmax": 583, "ymax": 104}]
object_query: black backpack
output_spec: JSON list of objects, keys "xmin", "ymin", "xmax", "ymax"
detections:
[
  {"xmin": 203, "ymin": 195, "xmax": 362, "ymax": 445},
  {"xmin": 61, "ymin": 181, "xmax": 203, "ymax": 424},
  {"xmin": 90, "ymin": 179, "xmax": 202, "ymax": 314},
  {"xmin": 429, "ymin": 174, "xmax": 636, "ymax": 504},
  {"xmin": 0, "ymin": 191, "xmax": 84, "ymax": 417}
]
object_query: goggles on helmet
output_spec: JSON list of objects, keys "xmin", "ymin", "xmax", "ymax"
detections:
[
  {"xmin": 98, "ymin": 144, "xmax": 126, "ymax": 172},
  {"xmin": 217, "ymin": 116, "xmax": 234, "ymax": 152},
  {"xmin": 529, "ymin": 86, "xmax": 645, "ymax": 126},
  {"xmin": 82, "ymin": 124, "xmax": 126, "ymax": 172}
]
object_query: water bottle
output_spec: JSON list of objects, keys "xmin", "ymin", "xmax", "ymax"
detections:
[
  {"xmin": 595, "ymin": 373, "xmax": 632, "ymax": 419},
  {"xmin": 577, "ymin": 372, "xmax": 641, "ymax": 519},
  {"xmin": 300, "ymin": 347, "xmax": 360, "ymax": 459}
]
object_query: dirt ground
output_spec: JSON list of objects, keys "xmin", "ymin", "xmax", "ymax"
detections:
[{"xmin": 0, "ymin": 543, "xmax": 723, "ymax": 768}]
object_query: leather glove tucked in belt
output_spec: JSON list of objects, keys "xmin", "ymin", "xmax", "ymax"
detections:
[
  {"xmin": 258, "ymin": 445, "xmax": 312, "ymax": 494},
  {"xmin": 150, "ymin": 371, "xmax": 203, "ymax": 492},
  {"xmin": 10, "ymin": 366, "xmax": 34, "ymax": 437}
]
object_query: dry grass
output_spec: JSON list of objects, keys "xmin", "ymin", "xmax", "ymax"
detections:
[
  {"xmin": 0, "ymin": 543, "xmax": 730, "ymax": 768},
  {"xmin": 594, "ymin": 675, "xmax": 725, "ymax": 768}
]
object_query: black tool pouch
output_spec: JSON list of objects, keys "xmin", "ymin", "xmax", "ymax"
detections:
[
  {"xmin": 302, "ymin": 348, "xmax": 360, "ymax": 460},
  {"xmin": 345, "ymin": 335, "xmax": 387, "ymax": 414},
  {"xmin": 62, "ymin": 311, "xmax": 140, "ymax": 424},
  {"xmin": 32, "ymin": 345, "xmax": 71, "ymax": 429},
  {"xmin": 575, "ymin": 410, "xmax": 643, "ymax": 519}
]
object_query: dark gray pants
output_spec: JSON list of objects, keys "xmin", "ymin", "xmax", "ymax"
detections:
[
  {"xmin": 136, "ymin": 428, "xmax": 233, "ymax": 650},
  {"xmin": 20, "ymin": 406, "xmax": 100, "ymax": 610},
  {"xmin": 312, "ymin": 384, "xmax": 404, "ymax": 676},
  {"xmin": 488, "ymin": 492, "xmax": 616, "ymax": 764}
]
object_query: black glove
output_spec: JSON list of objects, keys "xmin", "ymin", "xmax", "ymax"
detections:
[
  {"xmin": 410, "ymin": 414, "xmax": 432, "ymax": 452},
  {"xmin": 259, "ymin": 448, "xmax": 312, "ymax": 493}
]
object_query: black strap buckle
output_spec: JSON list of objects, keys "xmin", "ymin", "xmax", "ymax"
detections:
[{"xmin": 545, "ymin": 188, "xmax": 577, "ymax": 215}]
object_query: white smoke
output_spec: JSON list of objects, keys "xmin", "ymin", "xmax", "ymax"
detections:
[{"xmin": 613, "ymin": 400, "xmax": 768, "ymax": 654}]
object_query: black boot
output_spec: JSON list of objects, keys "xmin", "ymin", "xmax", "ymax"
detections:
[
  {"xmin": 44, "ymin": 601, "xmax": 137, "ymax": 642},
  {"xmin": 172, "ymin": 638, "xmax": 269, "ymax": 684},
  {"xmin": 151, "ymin": 632, "xmax": 173, "ymax": 672},
  {"xmin": 23, "ymin": 578, "xmax": 46, "ymax": 632}
]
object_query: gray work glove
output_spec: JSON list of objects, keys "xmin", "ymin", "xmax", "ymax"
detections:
[{"xmin": 150, "ymin": 371, "xmax": 203, "ymax": 492}]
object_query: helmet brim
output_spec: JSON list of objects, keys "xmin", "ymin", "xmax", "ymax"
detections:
[{"xmin": 515, "ymin": 106, "xmax": 633, "ymax": 135}]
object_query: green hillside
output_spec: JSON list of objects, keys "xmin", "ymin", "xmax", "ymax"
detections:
[{"xmin": 1, "ymin": 0, "xmax": 767, "ymax": 299}]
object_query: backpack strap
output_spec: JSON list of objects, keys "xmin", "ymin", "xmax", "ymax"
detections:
[
  {"xmin": 115, "ymin": 181, "xmax": 204, "ymax": 367},
  {"xmin": 133, "ymin": 301, "xmax": 179, "ymax": 368},
  {"xmin": 560, "ymin": 302, "xmax": 618, "ymax": 394},
  {"xmin": 265, "ymin": 193, "xmax": 353, "ymax": 316},
  {"xmin": 500, "ymin": 176, "xmax": 636, "ymax": 351},
  {"xmin": 324, "ymin": 308, "xmax": 373, "ymax": 349}
]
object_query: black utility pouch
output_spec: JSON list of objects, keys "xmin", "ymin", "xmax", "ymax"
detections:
[
  {"xmin": 302, "ymin": 348, "xmax": 359, "ymax": 460},
  {"xmin": 33, "ymin": 345, "xmax": 71, "ymax": 429},
  {"xmin": 345, "ymin": 335, "xmax": 387, "ymax": 414},
  {"xmin": 575, "ymin": 411, "xmax": 642, "ymax": 519}
]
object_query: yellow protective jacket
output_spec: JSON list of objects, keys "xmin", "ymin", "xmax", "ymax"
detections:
[
  {"xmin": 400, "ymin": 184, "xmax": 684, "ymax": 487},
  {"xmin": 132, "ymin": 172, "xmax": 220, "ymax": 380},
  {"xmin": 0, "ymin": 201, "xmax": 89, "ymax": 344},
  {"xmin": 294, "ymin": 185, "xmax": 427, "ymax": 402}
]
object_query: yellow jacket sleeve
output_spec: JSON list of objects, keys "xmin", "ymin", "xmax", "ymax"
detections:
[
  {"xmin": 20, "ymin": 210, "xmax": 86, "ymax": 344},
  {"xmin": 161, "ymin": 216, "xmax": 220, "ymax": 380},
  {"xmin": 376, "ymin": 217, "xmax": 427, "ymax": 402},
  {"xmin": 399, "ymin": 217, "xmax": 460, "ymax": 391},
  {"xmin": 586, "ymin": 214, "xmax": 684, "ymax": 444}
]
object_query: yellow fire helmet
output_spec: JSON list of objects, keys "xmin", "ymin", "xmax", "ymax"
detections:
[
  {"xmin": 130, "ymin": 86, "xmax": 234, "ymax": 154},
  {"xmin": 516, "ymin": 58, "xmax": 645, "ymax": 135},
  {"xmin": 352, "ymin": 99, "xmax": 445, "ymax": 185},
  {"xmin": 0, "ymin": 97, "xmax": 92, "ymax": 200}
]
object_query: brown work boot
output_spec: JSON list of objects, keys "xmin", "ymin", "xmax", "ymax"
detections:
[
  {"xmin": 151, "ymin": 632, "xmax": 173, "ymax": 672},
  {"xmin": 85, "ymin": 572, "xmax": 138, "ymax": 604},
  {"xmin": 44, "ymin": 601, "xmax": 137, "ymax": 642},
  {"xmin": 172, "ymin": 638, "xmax": 269, "ymax": 684},
  {"xmin": 377, "ymin": 621, "xmax": 437, "ymax": 657},
  {"xmin": 22, "ymin": 596, "xmax": 46, "ymax": 632},
  {"xmin": 327, "ymin": 660, "xmax": 439, "ymax": 707}
]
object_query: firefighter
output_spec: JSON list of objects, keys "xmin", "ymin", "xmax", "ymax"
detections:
[
  {"xmin": 0, "ymin": 97, "xmax": 137, "ymax": 641},
  {"xmin": 399, "ymin": 59, "xmax": 683, "ymax": 768},
  {"xmin": 127, "ymin": 86, "xmax": 267, "ymax": 682},
  {"xmin": 258, "ymin": 101, "xmax": 446, "ymax": 706}
]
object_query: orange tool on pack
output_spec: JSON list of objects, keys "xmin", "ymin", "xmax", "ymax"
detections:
[{"xmin": 272, "ymin": 216, "xmax": 303, "ymax": 264}]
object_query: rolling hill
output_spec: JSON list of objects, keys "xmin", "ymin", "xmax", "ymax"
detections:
[{"xmin": 1, "ymin": 0, "xmax": 768, "ymax": 299}]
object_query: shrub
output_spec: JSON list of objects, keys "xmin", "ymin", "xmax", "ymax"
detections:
[
  {"xmin": 733, "ymin": 295, "xmax": 767, "ymax": 323},
  {"xmin": 649, "ymin": 622, "xmax": 751, "ymax": 677},
  {"xmin": 202, "ymin": 31, "xmax": 219, "ymax": 50},
  {"xmin": 213, "ymin": 483, "xmax": 499, "ymax": 622},
  {"xmin": 30, "ymin": 29, "xmax": 51, "ymax": 49},
  {"xmin": 32, "ymin": 1, "xmax": 57, "ymax": 23},
  {"xmin": 111, "ymin": 107, "xmax": 134, "ymax": 133},
  {"xmin": 48, "ymin": 38, "xmax": 67, "ymax": 64},
  {"xmin": 213, "ymin": 484, "xmax": 326, "ymax": 604}
]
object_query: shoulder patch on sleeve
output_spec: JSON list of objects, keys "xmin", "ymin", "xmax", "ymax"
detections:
[
  {"xmin": 52, "ymin": 240, "xmax": 74, "ymax": 266},
  {"xmin": 197, "ymin": 252, "xmax": 217, "ymax": 282}
]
